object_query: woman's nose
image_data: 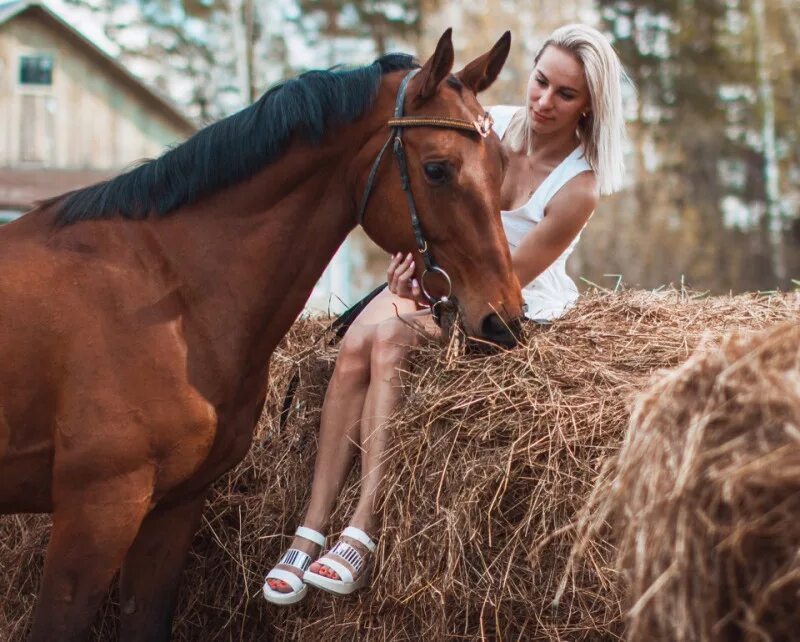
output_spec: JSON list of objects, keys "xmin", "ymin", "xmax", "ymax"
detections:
[{"xmin": 538, "ymin": 89, "xmax": 554, "ymax": 109}]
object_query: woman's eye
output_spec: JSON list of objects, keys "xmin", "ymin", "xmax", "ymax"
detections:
[
  {"xmin": 423, "ymin": 162, "xmax": 449, "ymax": 185},
  {"xmin": 536, "ymin": 77, "xmax": 547, "ymax": 87}
]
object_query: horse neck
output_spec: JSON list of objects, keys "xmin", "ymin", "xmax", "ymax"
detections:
[{"xmin": 151, "ymin": 137, "xmax": 361, "ymax": 388}]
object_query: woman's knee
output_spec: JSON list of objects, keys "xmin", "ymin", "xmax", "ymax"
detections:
[
  {"xmin": 332, "ymin": 326, "xmax": 373, "ymax": 383},
  {"xmin": 370, "ymin": 319, "xmax": 416, "ymax": 375}
]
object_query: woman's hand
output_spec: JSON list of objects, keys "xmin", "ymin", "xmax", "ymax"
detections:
[{"xmin": 387, "ymin": 252, "xmax": 422, "ymax": 303}]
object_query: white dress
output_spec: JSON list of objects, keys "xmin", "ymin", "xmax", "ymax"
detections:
[{"xmin": 489, "ymin": 105, "xmax": 593, "ymax": 321}]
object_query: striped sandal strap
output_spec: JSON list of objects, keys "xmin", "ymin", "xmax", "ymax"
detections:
[
  {"xmin": 320, "ymin": 537, "xmax": 373, "ymax": 580},
  {"xmin": 276, "ymin": 548, "xmax": 313, "ymax": 573}
]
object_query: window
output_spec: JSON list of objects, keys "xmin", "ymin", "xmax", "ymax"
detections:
[{"xmin": 19, "ymin": 55, "xmax": 54, "ymax": 86}]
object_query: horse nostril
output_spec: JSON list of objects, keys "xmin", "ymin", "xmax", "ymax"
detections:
[{"xmin": 479, "ymin": 313, "xmax": 520, "ymax": 348}]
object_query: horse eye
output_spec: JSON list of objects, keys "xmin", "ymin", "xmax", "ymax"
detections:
[{"xmin": 423, "ymin": 162, "xmax": 449, "ymax": 185}]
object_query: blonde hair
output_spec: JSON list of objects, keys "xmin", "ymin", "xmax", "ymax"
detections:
[{"xmin": 505, "ymin": 24, "xmax": 629, "ymax": 195}]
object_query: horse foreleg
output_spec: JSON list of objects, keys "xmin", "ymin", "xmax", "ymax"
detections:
[
  {"xmin": 27, "ymin": 468, "xmax": 155, "ymax": 642},
  {"xmin": 118, "ymin": 489, "xmax": 209, "ymax": 642}
]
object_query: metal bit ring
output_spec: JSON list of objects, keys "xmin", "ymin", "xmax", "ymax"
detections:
[{"xmin": 420, "ymin": 266, "xmax": 452, "ymax": 304}]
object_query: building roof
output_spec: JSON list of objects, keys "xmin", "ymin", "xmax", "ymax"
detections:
[
  {"xmin": 0, "ymin": 167, "xmax": 112, "ymax": 210},
  {"xmin": 0, "ymin": 0, "xmax": 197, "ymax": 136}
]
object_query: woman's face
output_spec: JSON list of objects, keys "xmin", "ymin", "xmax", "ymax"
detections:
[{"xmin": 526, "ymin": 45, "xmax": 591, "ymax": 135}]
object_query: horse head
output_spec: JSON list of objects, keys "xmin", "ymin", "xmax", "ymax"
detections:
[{"xmin": 355, "ymin": 30, "xmax": 524, "ymax": 347}]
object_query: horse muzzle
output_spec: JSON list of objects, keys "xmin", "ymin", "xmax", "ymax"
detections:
[{"xmin": 479, "ymin": 312, "xmax": 522, "ymax": 348}]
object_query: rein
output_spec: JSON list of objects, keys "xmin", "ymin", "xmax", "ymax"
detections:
[{"xmin": 357, "ymin": 69, "xmax": 494, "ymax": 317}]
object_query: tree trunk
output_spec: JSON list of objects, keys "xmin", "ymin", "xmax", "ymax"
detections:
[
  {"xmin": 228, "ymin": 0, "xmax": 250, "ymax": 107},
  {"xmin": 751, "ymin": 0, "xmax": 787, "ymax": 285},
  {"xmin": 243, "ymin": 0, "xmax": 257, "ymax": 104}
]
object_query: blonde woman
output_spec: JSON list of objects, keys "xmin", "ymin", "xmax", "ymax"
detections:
[{"xmin": 263, "ymin": 23, "xmax": 629, "ymax": 603}]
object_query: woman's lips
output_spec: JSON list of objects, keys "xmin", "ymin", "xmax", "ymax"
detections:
[{"xmin": 533, "ymin": 110, "xmax": 552, "ymax": 123}]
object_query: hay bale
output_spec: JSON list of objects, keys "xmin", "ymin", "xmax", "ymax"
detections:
[
  {"xmin": 574, "ymin": 322, "xmax": 800, "ymax": 642},
  {"xmin": 1, "ymin": 290, "xmax": 798, "ymax": 641}
]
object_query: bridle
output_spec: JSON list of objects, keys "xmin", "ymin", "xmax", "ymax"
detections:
[{"xmin": 356, "ymin": 68, "xmax": 494, "ymax": 316}]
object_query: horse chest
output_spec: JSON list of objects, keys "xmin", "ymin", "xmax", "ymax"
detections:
[
  {"xmin": 158, "ymin": 399, "xmax": 261, "ymax": 499},
  {"xmin": 204, "ymin": 414, "xmax": 255, "ymax": 472}
]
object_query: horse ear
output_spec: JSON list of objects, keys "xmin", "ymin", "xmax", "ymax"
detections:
[
  {"xmin": 415, "ymin": 28, "xmax": 455, "ymax": 103},
  {"xmin": 455, "ymin": 31, "xmax": 511, "ymax": 94}
]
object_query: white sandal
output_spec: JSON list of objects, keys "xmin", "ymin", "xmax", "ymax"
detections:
[
  {"xmin": 303, "ymin": 526, "xmax": 376, "ymax": 595},
  {"xmin": 262, "ymin": 526, "xmax": 326, "ymax": 605}
]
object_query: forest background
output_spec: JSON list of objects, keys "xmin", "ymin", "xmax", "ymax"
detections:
[{"xmin": 62, "ymin": 0, "xmax": 800, "ymax": 295}]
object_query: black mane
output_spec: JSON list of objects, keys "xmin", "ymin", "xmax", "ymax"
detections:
[{"xmin": 53, "ymin": 54, "xmax": 418, "ymax": 225}]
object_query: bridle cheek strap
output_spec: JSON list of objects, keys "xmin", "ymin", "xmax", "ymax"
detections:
[{"xmin": 356, "ymin": 68, "xmax": 494, "ymax": 312}]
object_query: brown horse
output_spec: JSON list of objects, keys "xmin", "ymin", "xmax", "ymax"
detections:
[{"xmin": 0, "ymin": 30, "xmax": 523, "ymax": 641}]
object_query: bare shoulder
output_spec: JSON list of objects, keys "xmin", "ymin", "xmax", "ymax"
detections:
[{"xmin": 548, "ymin": 170, "xmax": 599, "ymax": 218}]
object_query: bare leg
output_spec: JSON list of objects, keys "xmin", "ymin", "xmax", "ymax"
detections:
[
  {"xmin": 351, "ymin": 311, "xmax": 438, "ymax": 533},
  {"xmin": 267, "ymin": 289, "xmax": 417, "ymax": 593},
  {"xmin": 311, "ymin": 309, "xmax": 439, "ymax": 580},
  {"xmin": 300, "ymin": 325, "xmax": 373, "ymax": 534}
]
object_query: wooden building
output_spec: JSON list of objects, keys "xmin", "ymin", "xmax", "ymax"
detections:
[
  {"xmin": 0, "ymin": 0, "xmax": 378, "ymax": 313},
  {"xmin": 0, "ymin": 0, "xmax": 196, "ymax": 222}
]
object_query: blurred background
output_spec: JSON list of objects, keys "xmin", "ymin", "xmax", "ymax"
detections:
[{"xmin": 1, "ymin": 0, "xmax": 798, "ymax": 312}]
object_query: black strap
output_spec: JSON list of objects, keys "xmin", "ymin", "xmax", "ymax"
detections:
[
  {"xmin": 393, "ymin": 69, "xmax": 418, "ymax": 117},
  {"xmin": 392, "ymin": 136, "xmax": 435, "ymax": 273},
  {"xmin": 357, "ymin": 69, "xmax": 420, "ymax": 227},
  {"xmin": 329, "ymin": 282, "xmax": 389, "ymax": 339},
  {"xmin": 278, "ymin": 283, "xmax": 389, "ymax": 431},
  {"xmin": 389, "ymin": 71, "xmax": 440, "ymax": 281},
  {"xmin": 357, "ymin": 133, "xmax": 393, "ymax": 226}
]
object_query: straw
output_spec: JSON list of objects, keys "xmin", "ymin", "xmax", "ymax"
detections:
[{"xmin": 1, "ymin": 289, "xmax": 797, "ymax": 640}]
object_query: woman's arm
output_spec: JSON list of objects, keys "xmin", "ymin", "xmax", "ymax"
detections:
[{"xmin": 511, "ymin": 171, "xmax": 599, "ymax": 287}]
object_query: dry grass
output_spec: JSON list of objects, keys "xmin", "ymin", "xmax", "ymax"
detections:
[
  {"xmin": 0, "ymin": 289, "xmax": 797, "ymax": 641},
  {"xmin": 572, "ymin": 321, "xmax": 800, "ymax": 642}
]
